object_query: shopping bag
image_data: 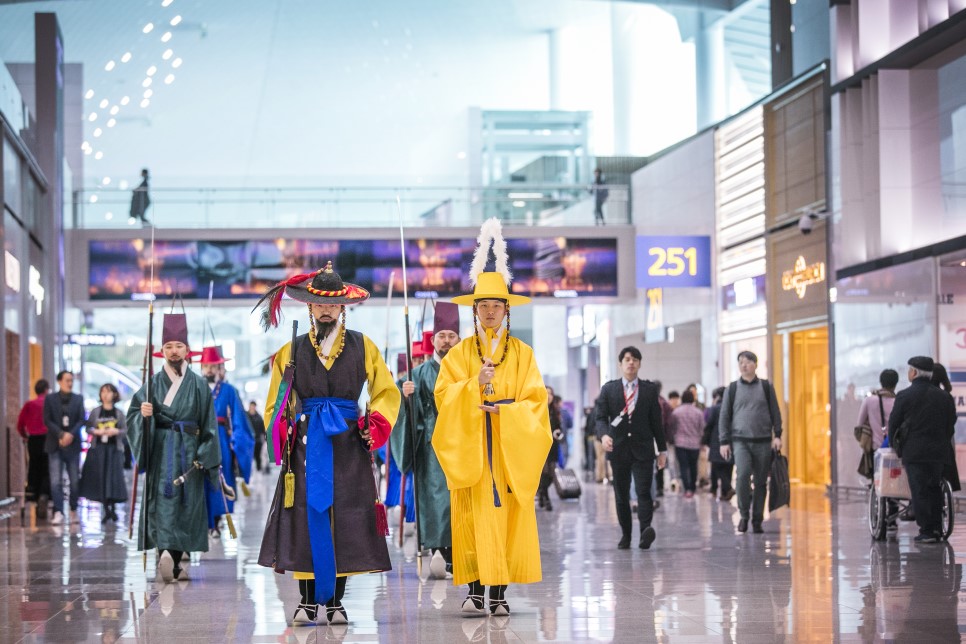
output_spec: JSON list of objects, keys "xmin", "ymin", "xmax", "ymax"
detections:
[{"xmin": 768, "ymin": 450, "xmax": 790, "ymax": 512}]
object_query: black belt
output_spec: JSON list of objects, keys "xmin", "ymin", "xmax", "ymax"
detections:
[{"xmin": 158, "ymin": 421, "xmax": 200, "ymax": 436}]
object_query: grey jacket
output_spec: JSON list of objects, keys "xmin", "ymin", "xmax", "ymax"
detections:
[
  {"xmin": 718, "ymin": 377, "xmax": 782, "ymax": 445},
  {"xmin": 42, "ymin": 391, "xmax": 86, "ymax": 456}
]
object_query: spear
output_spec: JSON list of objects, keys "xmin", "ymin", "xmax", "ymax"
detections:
[
  {"xmin": 396, "ymin": 196, "xmax": 422, "ymax": 569},
  {"xmin": 383, "ymin": 271, "xmax": 395, "ymax": 503}
]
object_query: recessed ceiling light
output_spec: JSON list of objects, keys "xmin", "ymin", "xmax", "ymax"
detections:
[
  {"xmin": 105, "ymin": 212, "xmax": 114, "ymax": 221},
  {"xmin": 164, "ymin": 74, "xmax": 175, "ymax": 84},
  {"xmin": 99, "ymin": 98, "xmax": 109, "ymax": 108},
  {"xmin": 170, "ymin": 15, "xmax": 182, "ymax": 26},
  {"xmin": 107, "ymin": 118, "xmax": 116, "ymax": 128},
  {"xmin": 110, "ymin": 105, "xmax": 119, "ymax": 115},
  {"xmin": 172, "ymin": 58, "xmax": 182, "ymax": 68},
  {"xmin": 147, "ymin": 65, "xmax": 157, "ymax": 76},
  {"xmin": 162, "ymin": 0, "xmax": 174, "ymax": 6},
  {"xmin": 144, "ymin": 89, "xmax": 153, "ymax": 98},
  {"xmin": 104, "ymin": 60, "xmax": 116, "ymax": 71},
  {"xmin": 90, "ymin": 195, "xmax": 98, "ymax": 203},
  {"xmin": 140, "ymin": 98, "xmax": 150, "ymax": 108},
  {"xmin": 143, "ymin": 22, "xmax": 154, "ymax": 34},
  {"xmin": 88, "ymin": 112, "xmax": 98, "ymax": 121},
  {"xmin": 162, "ymin": 49, "xmax": 173, "ymax": 60},
  {"xmin": 102, "ymin": 177, "xmax": 111, "ymax": 185},
  {"xmin": 142, "ymin": 77, "xmax": 153, "ymax": 88},
  {"xmin": 85, "ymin": 89, "xmax": 95, "ymax": 99},
  {"xmin": 161, "ymin": 32, "xmax": 172, "ymax": 42},
  {"xmin": 121, "ymin": 52, "xmax": 132, "ymax": 63},
  {"xmin": 94, "ymin": 151, "xmax": 103, "ymax": 160},
  {"xmin": 93, "ymin": 128, "xmax": 103, "ymax": 137},
  {"xmin": 120, "ymin": 96, "xmax": 130, "ymax": 106}
]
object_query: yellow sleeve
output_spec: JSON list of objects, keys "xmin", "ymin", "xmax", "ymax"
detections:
[
  {"xmin": 263, "ymin": 341, "xmax": 291, "ymax": 430},
  {"xmin": 364, "ymin": 335, "xmax": 401, "ymax": 428},
  {"xmin": 432, "ymin": 340, "xmax": 485, "ymax": 490},
  {"xmin": 497, "ymin": 339, "xmax": 553, "ymax": 501}
]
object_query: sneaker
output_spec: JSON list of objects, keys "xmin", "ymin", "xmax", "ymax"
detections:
[
  {"xmin": 158, "ymin": 551, "xmax": 175, "ymax": 583},
  {"xmin": 914, "ymin": 532, "xmax": 940, "ymax": 544},
  {"xmin": 429, "ymin": 550, "xmax": 448, "ymax": 580},
  {"xmin": 292, "ymin": 604, "xmax": 318, "ymax": 625},
  {"xmin": 50, "ymin": 511, "xmax": 64, "ymax": 526}
]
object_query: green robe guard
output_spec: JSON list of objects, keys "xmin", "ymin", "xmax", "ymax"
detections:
[
  {"xmin": 390, "ymin": 357, "xmax": 451, "ymax": 549},
  {"xmin": 127, "ymin": 365, "xmax": 221, "ymax": 553}
]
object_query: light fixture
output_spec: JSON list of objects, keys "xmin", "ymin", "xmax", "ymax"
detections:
[
  {"xmin": 170, "ymin": 15, "xmax": 182, "ymax": 26},
  {"xmin": 105, "ymin": 212, "xmax": 114, "ymax": 221},
  {"xmin": 105, "ymin": 60, "xmax": 116, "ymax": 71},
  {"xmin": 84, "ymin": 148, "xmax": 92, "ymax": 155},
  {"xmin": 172, "ymin": 58, "xmax": 182, "ymax": 68},
  {"xmin": 164, "ymin": 74, "xmax": 175, "ymax": 84},
  {"xmin": 95, "ymin": 151, "xmax": 104, "ymax": 160},
  {"xmin": 143, "ymin": 23, "xmax": 154, "ymax": 34},
  {"xmin": 161, "ymin": 31, "xmax": 172, "ymax": 42},
  {"xmin": 99, "ymin": 98, "xmax": 109, "ymax": 108},
  {"xmin": 142, "ymin": 77, "xmax": 153, "ymax": 88},
  {"xmin": 88, "ymin": 112, "xmax": 98, "ymax": 121},
  {"xmin": 162, "ymin": 0, "xmax": 174, "ymax": 6},
  {"xmin": 107, "ymin": 118, "xmax": 116, "ymax": 128},
  {"xmin": 120, "ymin": 96, "xmax": 131, "ymax": 106},
  {"xmin": 110, "ymin": 105, "xmax": 119, "ymax": 115},
  {"xmin": 90, "ymin": 195, "xmax": 98, "ymax": 203},
  {"xmin": 162, "ymin": 49, "xmax": 173, "ymax": 60},
  {"xmin": 119, "ymin": 180, "xmax": 129, "ymax": 189},
  {"xmin": 81, "ymin": 141, "xmax": 90, "ymax": 151},
  {"xmin": 512, "ymin": 200, "xmax": 526, "ymax": 208},
  {"xmin": 147, "ymin": 65, "xmax": 157, "ymax": 76},
  {"xmin": 140, "ymin": 98, "xmax": 151, "ymax": 108},
  {"xmin": 144, "ymin": 89, "xmax": 153, "ymax": 98},
  {"xmin": 84, "ymin": 89, "xmax": 95, "ymax": 99},
  {"xmin": 121, "ymin": 52, "xmax": 132, "ymax": 63},
  {"xmin": 102, "ymin": 177, "xmax": 111, "ymax": 185},
  {"xmin": 93, "ymin": 127, "xmax": 102, "ymax": 137}
]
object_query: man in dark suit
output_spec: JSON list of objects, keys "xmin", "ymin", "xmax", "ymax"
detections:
[
  {"xmin": 42, "ymin": 370, "xmax": 86, "ymax": 525},
  {"xmin": 596, "ymin": 346, "xmax": 667, "ymax": 549},
  {"xmin": 888, "ymin": 356, "xmax": 957, "ymax": 543}
]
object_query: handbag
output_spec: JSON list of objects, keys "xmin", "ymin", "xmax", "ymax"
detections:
[{"xmin": 768, "ymin": 450, "xmax": 790, "ymax": 512}]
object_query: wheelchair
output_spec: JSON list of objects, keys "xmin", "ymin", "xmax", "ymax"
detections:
[{"xmin": 868, "ymin": 459, "xmax": 954, "ymax": 541}]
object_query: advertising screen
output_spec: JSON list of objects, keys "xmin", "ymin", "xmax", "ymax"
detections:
[{"xmin": 88, "ymin": 236, "xmax": 618, "ymax": 301}]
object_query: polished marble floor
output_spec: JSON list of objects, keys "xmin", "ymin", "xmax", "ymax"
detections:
[{"xmin": 0, "ymin": 470, "xmax": 963, "ymax": 643}]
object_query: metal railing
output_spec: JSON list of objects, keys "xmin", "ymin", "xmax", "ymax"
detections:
[{"xmin": 71, "ymin": 184, "xmax": 629, "ymax": 229}]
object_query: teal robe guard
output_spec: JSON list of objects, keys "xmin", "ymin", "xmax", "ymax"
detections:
[
  {"xmin": 390, "ymin": 358, "xmax": 452, "ymax": 549},
  {"xmin": 127, "ymin": 368, "xmax": 221, "ymax": 553}
]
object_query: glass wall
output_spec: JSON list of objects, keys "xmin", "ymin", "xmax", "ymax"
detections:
[{"xmin": 832, "ymin": 258, "xmax": 937, "ymax": 489}]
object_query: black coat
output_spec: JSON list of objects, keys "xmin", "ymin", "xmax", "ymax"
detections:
[
  {"xmin": 42, "ymin": 391, "xmax": 85, "ymax": 456},
  {"xmin": 888, "ymin": 377, "xmax": 956, "ymax": 464},
  {"xmin": 595, "ymin": 378, "xmax": 667, "ymax": 460}
]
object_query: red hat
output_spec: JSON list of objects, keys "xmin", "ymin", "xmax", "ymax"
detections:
[
  {"xmin": 420, "ymin": 330, "xmax": 434, "ymax": 354},
  {"xmin": 412, "ymin": 340, "xmax": 430, "ymax": 358},
  {"xmin": 199, "ymin": 346, "xmax": 230, "ymax": 365}
]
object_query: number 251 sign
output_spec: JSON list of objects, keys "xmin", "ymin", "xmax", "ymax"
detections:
[{"xmin": 636, "ymin": 235, "xmax": 711, "ymax": 288}]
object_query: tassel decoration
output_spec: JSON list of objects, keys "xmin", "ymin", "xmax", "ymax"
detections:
[
  {"xmin": 374, "ymin": 500, "xmax": 389, "ymax": 537},
  {"xmin": 252, "ymin": 270, "xmax": 318, "ymax": 330}
]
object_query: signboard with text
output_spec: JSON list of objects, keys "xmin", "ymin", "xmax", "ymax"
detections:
[{"xmin": 636, "ymin": 235, "xmax": 711, "ymax": 288}]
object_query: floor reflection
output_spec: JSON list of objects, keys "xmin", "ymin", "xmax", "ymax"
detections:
[{"xmin": 2, "ymin": 472, "xmax": 965, "ymax": 642}]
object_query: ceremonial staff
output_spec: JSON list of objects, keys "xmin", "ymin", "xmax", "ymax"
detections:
[
  {"xmin": 396, "ymin": 196, "xmax": 423, "ymax": 565},
  {"xmin": 383, "ymin": 271, "xmax": 395, "ymax": 503},
  {"xmin": 130, "ymin": 227, "xmax": 156, "ymax": 573}
]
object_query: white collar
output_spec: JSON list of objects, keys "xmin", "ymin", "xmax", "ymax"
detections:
[
  {"xmin": 433, "ymin": 351, "xmax": 442, "ymax": 364},
  {"xmin": 621, "ymin": 377, "xmax": 638, "ymax": 389}
]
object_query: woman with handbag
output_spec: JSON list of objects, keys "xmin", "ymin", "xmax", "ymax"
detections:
[{"xmin": 79, "ymin": 384, "xmax": 129, "ymax": 523}]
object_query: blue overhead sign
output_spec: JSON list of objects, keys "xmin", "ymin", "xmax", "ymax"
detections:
[{"xmin": 636, "ymin": 235, "xmax": 712, "ymax": 288}]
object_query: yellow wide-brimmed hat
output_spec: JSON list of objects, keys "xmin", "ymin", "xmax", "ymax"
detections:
[{"xmin": 452, "ymin": 272, "xmax": 531, "ymax": 306}]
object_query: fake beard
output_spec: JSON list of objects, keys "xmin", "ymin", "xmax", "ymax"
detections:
[
  {"xmin": 167, "ymin": 358, "xmax": 184, "ymax": 377},
  {"xmin": 315, "ymin": 318, "xmax": 338, "ymax": 340}
]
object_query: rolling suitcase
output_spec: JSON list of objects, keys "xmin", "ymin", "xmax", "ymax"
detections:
[{"xmin": 553, "ymin": 467, "xmax": 582, "ymax": 500}]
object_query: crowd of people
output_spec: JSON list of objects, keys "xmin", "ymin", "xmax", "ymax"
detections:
[{"xmin": 13, "ymin": 218, "xmax": 959, "ymax": 630}]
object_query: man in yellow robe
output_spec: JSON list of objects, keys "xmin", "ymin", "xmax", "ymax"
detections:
[{"xmin": 433, "ymin": 264, "xmax": 552, "ymax": 618}]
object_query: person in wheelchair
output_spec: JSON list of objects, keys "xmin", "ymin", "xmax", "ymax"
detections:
[{"xmin": 888, "ymin": 356, "xmax": 957, "ymax": 543}]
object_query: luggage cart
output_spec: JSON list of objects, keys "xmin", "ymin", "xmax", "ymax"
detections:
[{"xmin": 868, "ymin": 448, "xmax": 954, "ymax": 541}]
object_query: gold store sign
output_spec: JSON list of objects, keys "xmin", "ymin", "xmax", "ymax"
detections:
[{"xmin": 782, "ymin": 256, "xmax": 825, "ymax": 299}]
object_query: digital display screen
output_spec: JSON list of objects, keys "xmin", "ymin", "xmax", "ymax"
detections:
[{"xmin": 87, "ymin": 236, "xmax": 618, "ymax": 301}]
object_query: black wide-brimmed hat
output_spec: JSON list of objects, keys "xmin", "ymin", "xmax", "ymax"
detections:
[{"xmin": 255, "ymin": 261, "xmax": 369, "ymax": 329}]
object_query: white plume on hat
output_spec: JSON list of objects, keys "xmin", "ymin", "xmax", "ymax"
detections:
[{"xmin": 470, "ymin": 217, "xmax": 512, "ymax": 286}]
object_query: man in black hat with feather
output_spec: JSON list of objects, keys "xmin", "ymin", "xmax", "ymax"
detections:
[{"xmin": 256, "ymin": 261, "xmax": 400, "ymax": 626}]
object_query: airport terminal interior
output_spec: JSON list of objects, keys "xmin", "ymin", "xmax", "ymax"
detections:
[{"xmin": 2, "ymin": 0, "xmax": 966, "ymax": 641}]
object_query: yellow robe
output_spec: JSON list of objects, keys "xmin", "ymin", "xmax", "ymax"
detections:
[{"xmin": 432, "ymin": 334, "xmax": 552, "ymax": 586}]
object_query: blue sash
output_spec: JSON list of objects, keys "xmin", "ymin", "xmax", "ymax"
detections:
[{"xmin": 302, "ymin": 397, "xmax": 357, "ymax": 604}]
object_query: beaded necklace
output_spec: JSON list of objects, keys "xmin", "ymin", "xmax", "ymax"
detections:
[
  {"xmin": 473, "ymin": 306, "xmax": 511, "ymax": 366},
  {"xmin": 308, "ymin": 308, "xmax": 347, "ymax": 362}
]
